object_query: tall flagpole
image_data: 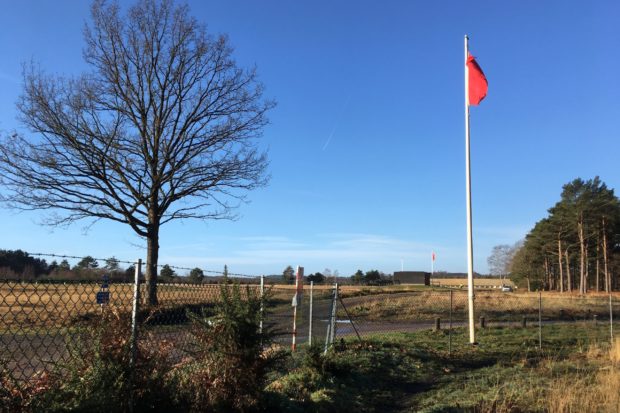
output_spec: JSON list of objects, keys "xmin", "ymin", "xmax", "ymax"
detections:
[{"xmin": 464, "ymin": 35, "xmax": 476, "ymax": 344}]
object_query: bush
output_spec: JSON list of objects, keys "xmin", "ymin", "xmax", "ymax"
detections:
[
  {"xmin": 170, "ymin": 282, "xmax": 285, "ymax": 412},
  {"xmin": 268, "ymin": 343, "xmax": 333, "ymax": 397},
  {"xmin": 0, "ymin": 364, "xmax": 53, "ymax": 413},
  {"xmin": 31, "ymin": 309, "xmax": 177, "ymax": 413},
  {"xmin": 2, "ymin": 283, "xmax": 287, "ymax": 412}
]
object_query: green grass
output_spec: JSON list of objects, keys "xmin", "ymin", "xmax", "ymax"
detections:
[{"xmin": 268, "ymin": 324, "xmax": 618, "ymax": 412}]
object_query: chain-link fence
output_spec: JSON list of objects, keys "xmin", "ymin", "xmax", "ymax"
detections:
[
  {"xmin": 335, "ymin": 287, "xmax": 620, "ymax": 353},
  {"xmin": 2, "ymin": 271, "xmax": 620, "ymax": 381}
]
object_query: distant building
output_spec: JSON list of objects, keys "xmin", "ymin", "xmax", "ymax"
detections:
[{"xmin": 393, "ymin": 271, "xmax": 430, "ymax": 285}]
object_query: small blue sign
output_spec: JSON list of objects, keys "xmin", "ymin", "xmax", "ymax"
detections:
[{"xmin": 96, "ymin": 291, "xmax": 110, "ymax": 304}]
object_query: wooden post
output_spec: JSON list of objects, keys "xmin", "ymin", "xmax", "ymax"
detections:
[
  {"xmin": 479, "ymin": 316, "xmax": 485, "ymax": 329},
  {"xmin": 435, "ymin": 317, "xmax": 441, "ymax": 331}
]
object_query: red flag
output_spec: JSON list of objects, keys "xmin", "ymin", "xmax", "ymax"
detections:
[
  {"xmin": 432, "ymin": 251, "xmax": 436, "ymax": 262},
  {"xmin": 467, "ymin": 53, "xmax": 488, "ymax": 106}
]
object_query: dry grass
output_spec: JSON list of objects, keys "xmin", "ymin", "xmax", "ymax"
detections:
[
  {"xmin": 545, "ymin": 373, "xmax": 620, "ymax": 413},
  {"xmin": 2, "ymin": 281, "xmax": 618, "ymax": 329},
  {"xmin": 0, "ymin": 281, "xmax": 315, "ymax": 330},
  {"xmin": 431, "ymin": 277, "xmax": 515, "ymax": 288},
  {"xmin": 345, "ymin": 290, "xmax": 617, "ymax": 321},
  {"xmin": 610, "ymin": 337, "xmax": 620, "ymax": 364},
  {"xmin": 271, "ymin": 284, "xmax": 424, "ymax": 293},
  {"xmin": 545, "ymin": 339, "xmax": 620, "ymax": 413},
  {"xmin": 0, "ymin": 282, "xmax": 227, "ymax": 329}
]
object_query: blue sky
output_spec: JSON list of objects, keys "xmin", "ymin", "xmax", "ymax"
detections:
[{"xmin": 1, "ymin": 1, "xmax": 619, "ymax": 276}]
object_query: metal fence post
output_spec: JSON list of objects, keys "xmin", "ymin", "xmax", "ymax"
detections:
[
  {"xmin": 259, "ymin": 275, "xmax": 264, "ymax": 335},
  {"xmin": 292, "ymin": 266, "xmax": 304, "ymax": 352},
  {"xmin": 449, "ymin": 290, "xmax": 453, "ymax": 355},
  {"xmin": 308, "ymin": 281, "xmax": 314, "ymax": 346},
  {"xmin": 129, "ymin": 258, "xmax": 142, "ymax": 413},
  {"xmin": 324, "ymin": 287, "xmax": 333, "ymax": 354},
  {"xmin": 538, "ymin": 290, "xmax": 542, "ymax": 351},
  {"xmin": 324, "ymin": 283, "xmax": 338, "ymax": 354},
  {"xmin": 330, "ymin": 283, "xmax": 339, "ymax": 345}
]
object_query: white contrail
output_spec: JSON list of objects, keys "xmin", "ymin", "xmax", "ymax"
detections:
[
  {"xmin": 322, "ymin": 125, "xmax": 338, "ymax": 151},
  {"xmin": 321, "ymin": 94, "xmax": 351, "ymax": 151}
]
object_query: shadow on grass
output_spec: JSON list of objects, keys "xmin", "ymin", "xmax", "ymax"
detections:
[{"xmin": 270, "ymin": 332, "xmax": 503, "ymax": 413}]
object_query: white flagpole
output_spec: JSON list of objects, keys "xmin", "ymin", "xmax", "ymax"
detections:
[{"xmin": 464, "ymin": 35, "xmax": 476, "ymax": 344}]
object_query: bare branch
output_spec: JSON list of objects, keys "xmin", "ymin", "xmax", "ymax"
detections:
[{"xmin": 0, "ymin": 0, "xmax": 272, "ymax": 304}]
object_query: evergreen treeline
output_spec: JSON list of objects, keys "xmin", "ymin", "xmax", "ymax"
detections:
[
  {"xmin": 0, "ymin": 250, "xmax": 236, "ymax": 284},
  {"xmin": 0, "ymin": 250, "xmax": 133, "ymax": 281},
  {"xmin": 511, "ymin": 177, "xmax": 620, "ymax": 292},
  {"xmin": 0, "ymin": 249, "xmax": 49, "ymax": 278}
]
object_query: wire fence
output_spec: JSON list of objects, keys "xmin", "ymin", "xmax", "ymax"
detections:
[
  {"xmin": 2, "ymin": 259, "xmax": 620, "ymax": 381},
  {"xmin": 334, "ymin": 288, "xmax": 620, "ymax": 353}
]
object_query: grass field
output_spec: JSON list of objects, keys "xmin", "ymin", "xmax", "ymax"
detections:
[
  {"xmin": 0, "ymin": 281, "xmax": 440, "ymax": 328},
  {"xmin": 3, "ymin": 280, "xmax": 620, "ymax": 411},
  {"xmin": 272, "ymin": 324, "xmax": 620, "ymax": 412},
  {"xmin": 343, "ymin": 289, "xmax": 620, "ymax": 322},
  {"xmin": 0, "ymin": 282, "xmax": 227, "ymax": 329},
  {"xmin": 2, "ymin": 281, "xmax": 620, "ymax": 330},
  {"xmin": 431, "ymin": 277, "xmax": 516, "ymax": 288}
]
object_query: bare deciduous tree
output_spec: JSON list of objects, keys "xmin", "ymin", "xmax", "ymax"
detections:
[
  {"xmin": 487, "ymin": 243, "xmax": 519, "ymax": 283},
  {"xmin": 0, "ymin": 0, "xmax": 272, "ymax": 304}
]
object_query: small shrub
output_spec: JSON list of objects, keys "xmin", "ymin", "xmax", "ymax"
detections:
[
  {"xmin": 0, "ymin": 365, "xmax": 54, "ymax": 413},
  {"xmin": 171, "ymin": 282, "xmax": 285, "ymax": 412},
  {"xmin": 32, "ymin": 308, "xmax": 176, "ymax": 412},
  {"xmin": 265, "ymin": 341, "xmax": 344, "ymax": 407}
]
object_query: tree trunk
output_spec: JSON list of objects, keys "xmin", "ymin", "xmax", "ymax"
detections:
[
  {"xmin": 596, "ymin": 237, "xmax": 600, "ymax": 292},
  {"xmin": 603, "ymin": 218, "xmax": 610, "ymax": 292},
  {"xmin": 578, "ymin": 216, "xmax": 586, "ymax": 295},
  {"xmin": 565, "ymin": 249, "xmax": 572, "ymax": 292},
  {"xmin": 526, "ymin": 277, "xmax": 531, "ymax": 292},
  {"xmin": 558, "ymin": 237, "xmax": 564, "ymax": 293},
  {"xmin": 145, "ymin": 225, "xmax": 160, "ymax": 306},
  {"xmin": 584, "ymin": 241, "xmax": 589, "ymax": 294},
  {"xmin": 544, "ymin": 256, "xmax": 550, "ymax": 291}
]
